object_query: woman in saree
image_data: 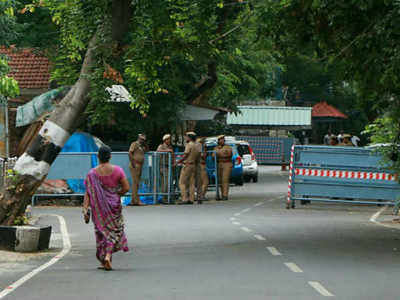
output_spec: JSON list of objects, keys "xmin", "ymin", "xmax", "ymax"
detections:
[{"xmin": 83, "ymin": 146, "xmax": 130, "ymax": 270}]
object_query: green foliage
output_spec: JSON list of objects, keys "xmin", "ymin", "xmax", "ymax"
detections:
[
  {"xmin": 363, "ymin": 114, "xmax": 400, "ymax": 176},
  {"xmin": 0, "ymin": 0, "xmax": 21, "ymax": 45},
  {"xmin": 14, "ymin": 0, "xmax": 59, "ymax": 48},
  {"xmin": 364, "ymin": 116, "xmax": 399, "ymax": 145},
  {"xmin": 263, "ymin": 0, "xmax": 400, "ymax": 116},
  {"xmin": 0, "ymin": 57, "xmax": 19, "ymax": 98},
  {"xmin": 26, "ymin": 0, "xmax": 278, "ymax": 143},
  {"xmin": 13, "ymin": 215, "xmax": 28, "ymax": 225}
]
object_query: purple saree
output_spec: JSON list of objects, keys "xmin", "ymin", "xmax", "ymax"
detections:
[{"xmin": 85, "ymin": 169, "xmax": 129, "ymax": 263}]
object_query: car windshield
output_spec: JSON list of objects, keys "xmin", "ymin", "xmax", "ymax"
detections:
[{"xmin": 237, "ymin": 144, "xmax": 250, "ymax": 156}]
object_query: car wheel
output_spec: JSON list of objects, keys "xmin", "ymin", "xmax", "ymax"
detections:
[
  {"xmin": 252, "ymin": 175, "xmax": 258, "ymax": 183},
  {"xmin": 235, "ymin": 176, "xmax": 244, "ymax": 186},
  {"xmin": 244, "ymin": 176, "xmax": 251, "ymax": 183}
]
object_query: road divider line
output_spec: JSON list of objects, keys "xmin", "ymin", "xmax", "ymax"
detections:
[
  {"xmin": 308, "ymin": 281, "xmax": 334, "ymax": 297},
  {"xmin": 234, "ymin": 213, "xmax": 241, "ymax": 217},
  {"xmin": 232, "ymin": 221, "xmax": 241, "ymax": 226},
  {"xmin": 241, "ymin": 208, "xmax": 251, "ymax": 213},
  {"xmin": 254, "ymin": 202, "xmax": 264, "ymax": 207},
  {"xmin": 241, "ymin": 226, "xmax": 252, "ymax": 233},
  {"xmin": 284, "ymin": 262, "xmax": 303, "ymax": 273},
  {"xmin": 230, "ymin": 217, "xmax": 236, "ymax": 221},
  {"xmin": 0, "ymin": 214, "xmax": 71, "ymax": 299},
  {"xmin": 254, "ymin": 234, "xmax": 266, "ymax": 241},
  {"xmin": 266, "ymin": 247, "xmax": 281, "ymax": 256},
  {"xmin": 270, "ymin": 195, "xmax": 284, "ymax": 201},
  {"xmin": 370, "ymin": 206, "xmax": 387, "ymax": 223}
]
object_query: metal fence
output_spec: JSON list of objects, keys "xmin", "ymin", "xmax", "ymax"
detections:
[
  {"xmin": 236, "ymin": 136, "xmax": 294, "ymax": 165},
  {"xmin": 287, "ymin": 145, "xmax": 400, "ymax": 210},
  {"xmin": 31, "ymin": 151, "xmax": 218, "ymax": 205},
  {"xmin": 0, "ymin": 157, "xmax": 18, "ymax": 187}
]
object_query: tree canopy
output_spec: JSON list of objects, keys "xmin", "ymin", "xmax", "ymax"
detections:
[
  {"xmin": 0, "ymin": 0, "xmax": 20, "ymax": 98},
  {"xmin": 11, "ymin": 0, "xmax": 277, "ymax": 145}
]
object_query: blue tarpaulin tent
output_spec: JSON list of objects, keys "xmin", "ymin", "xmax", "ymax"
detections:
[{"xmin": 61, "ymin": 132, "xmax": 99, "ymax": 193}]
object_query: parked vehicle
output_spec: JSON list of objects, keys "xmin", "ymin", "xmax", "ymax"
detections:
[
  {"xmin": 236, "ymin": 140, "xmax": 258, "ymax": 182},
  {"xmin": 205, "ymin": 140, "xmax": 244, "ymax": 186}
]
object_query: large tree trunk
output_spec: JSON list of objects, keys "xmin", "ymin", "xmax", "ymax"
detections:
[{"xmin": 0, "ymin": 32, "xmax": 99, "ymax": 225}]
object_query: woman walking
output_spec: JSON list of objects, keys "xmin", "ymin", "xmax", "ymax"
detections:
[{"xmin": 83, "ymin": 146, "xmax": 130, "ymax": 270}]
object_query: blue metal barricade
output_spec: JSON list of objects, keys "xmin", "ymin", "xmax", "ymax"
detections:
[
  {"xmin": 33, "ymin": 151, "xmax": 173, "ymax": 205},
  {"xmin": 236, "ymin": 136, "xmax": 294, "ymax": 165},
  {"xmin": 287, "ymin": 145, "xmax": 400, "ymax": 209}
]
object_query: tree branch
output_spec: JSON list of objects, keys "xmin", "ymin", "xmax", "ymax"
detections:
[{"xmin": 209, "ymin": 11, "xmax": 252, "ymax": 44}]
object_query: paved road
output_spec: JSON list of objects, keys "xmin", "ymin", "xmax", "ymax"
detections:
[{"xmin": 2, "ymin": 166, "xmax": 400, "ymax": 299}]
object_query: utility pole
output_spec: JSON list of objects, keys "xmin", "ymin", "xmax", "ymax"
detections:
[{"xmin": 5, "ymin": 96, "xmax": 9, "ymax": 158}]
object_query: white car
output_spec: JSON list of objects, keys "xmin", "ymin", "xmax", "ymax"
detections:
[{"xmin": 236, "ymin": 141, "xmax": 258, "ymax": 182}]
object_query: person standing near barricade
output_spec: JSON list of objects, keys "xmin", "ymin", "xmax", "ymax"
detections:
[
  {"xmin": 195, "ymin": 137, "xmax": 209, "ymax": 202},
  {"xmin": 157, "ymin": 134, "xmax": 175, "ymax": 204},
  {"xmin": 338, "ymin": 134, "xmax": 354, "ymax": 147},
  {"xmin": 191, "ymin": 137, "xmax": 205, "ymax": 204},
  {"xmin": 215, "ymin": 135, "xmax": 233, "ymax": 201},
  {"xmin": 128, "ymin": 134, "xmax": 149, "ymax": 206},
  {"xmin": 177, "ymin": 132, "xmax": 200, "ymax": 205}
]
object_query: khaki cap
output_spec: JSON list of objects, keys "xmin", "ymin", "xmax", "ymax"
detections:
[
  {"xmin": 343, "ymin": 134, "xmax": 351, "ymax": 138},
  {"xmin": 163, "ymin": 134, "xmax": 171, "ymax": 141},
  {"xmin": 217, "ymin": 135, "xmax": 225, "ymax": 140},
  {"xmin": 186, "ymin": 131, "xmax": 196, "ymax": 136},
  {"xmin": 138, "ymin": 133, "xmax": 146, "ymax": 140}
]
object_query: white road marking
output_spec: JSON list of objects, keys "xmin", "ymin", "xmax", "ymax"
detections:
[
  {"xmin": 0, "ymin": 215, "xmax": 71, "ymax": 299},
  {"xmin": 284, "ymin": 262, "xmax": 303, "ymax": 273},
  {"xmin": 254, "ymin": 202, "xmax": 264, "ymax": 207},
  {"xmin": 232, "ymin": 222, "xmax": 241, "ymax": 226},
  {"xmin": 241, "ymin": 208, "xmax": 251, "ymax": 213},
  {"xmin": 369, "ymin": 206, "xmax": 400, "ymax": 229},
  {"xmin": 308, "ymin": 281, "xmax": 334, "ymax": 297},
  {"xmin": 270, "ymin": 196, "xmax": 285, "ymax": 202},
  {"xmin": 241, "ymin": 226, "xmax": 252, "ymax": 232},
  {"xmin": 266, "ymin": 247, "xmax": 281, "ymax": 256},
  {"xmin": 234, "ymin": 213, "xmax": 241, "ymax": 217},
  {"xmin": 254, "ymin": 234, "xmax": 266, "ymax": 241},
  {"xmin": 230, "ymin": 217, "xmax": 236, "ymax": 221},
  {"xmin": 370, "ymin": 206, "xmax": 387, "ymax": 223}
]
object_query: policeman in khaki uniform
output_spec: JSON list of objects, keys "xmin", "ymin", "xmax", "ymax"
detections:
[
  {"xmin": 177, "ymin": 132, "xmax": 200, "ymax": 204},
  {"xmin": 157, "ymin": 134, "xmax": 175, "ymax": 204},
  {"xmin": 191, "ymin": 137, "xmax": 208, "ymax": 204},
  {"xmin": 337, "ymin": 134, "xmax": 354, "ymax": 147},
  {"xmin": 128, "ymin": 134, "xmax": 149, "ymax": 206},
  {"xmin": 215, "ymin": 135, "xmax": 233, "ymax": 200},
  {"xmin": 196, "ymin": 137, "xmax": 209, "ymax": 201}
]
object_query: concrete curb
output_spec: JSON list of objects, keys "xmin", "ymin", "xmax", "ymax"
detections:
[{"xmin": 0, "ymin": 225, "xmax": 51, "ymax": 252}]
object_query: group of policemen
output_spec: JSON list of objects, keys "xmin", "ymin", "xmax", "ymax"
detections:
[
  {"xmin": 326, "ymin": 133, "xmax": 354, "ymax": 146},
  {"xmin": 127, "ymin": 132, "xmax": 233, "ymax": 206}
]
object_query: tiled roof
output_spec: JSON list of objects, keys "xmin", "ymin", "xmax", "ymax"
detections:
[
  {"xmin": 312, "ymin": 101, "xmax": 347, "ymax": 119},
  {"xmin": 0, "ymin": 47, "xmax": 50, "ymax": 89},
  {"xmin": 227, "ymin": 106, "xmax": 312, "ymax": 127}
]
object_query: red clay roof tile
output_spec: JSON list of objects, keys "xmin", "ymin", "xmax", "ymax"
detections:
[
  {"xmin": 0, "ymin": 47, "xmax": 50, "ymax": 89},
  {"xmin": 312, "ymin": 101, "xmax": 348, "ymax": 119}
]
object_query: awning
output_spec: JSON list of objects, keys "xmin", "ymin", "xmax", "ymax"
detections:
[
  {"xmin": 181, "ymin": 104, "xmax": 221, "ymax": 121},
  {"xmin": 227, "ymin": 106, "xmax": 312, "ymax": 129}
]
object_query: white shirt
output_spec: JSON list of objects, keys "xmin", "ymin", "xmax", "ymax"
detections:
[{"xmin": 351, "ymin": 136, "xmax": 360, "ymax": 146}]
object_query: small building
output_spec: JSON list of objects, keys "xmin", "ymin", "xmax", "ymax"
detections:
[
  {"xmin": 227, "ymin": 105, "xmax": 312, "ymax": 136},
  {"xmin": 0, "ymin": 47, "xmax": 51, "ymax": 157}
]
